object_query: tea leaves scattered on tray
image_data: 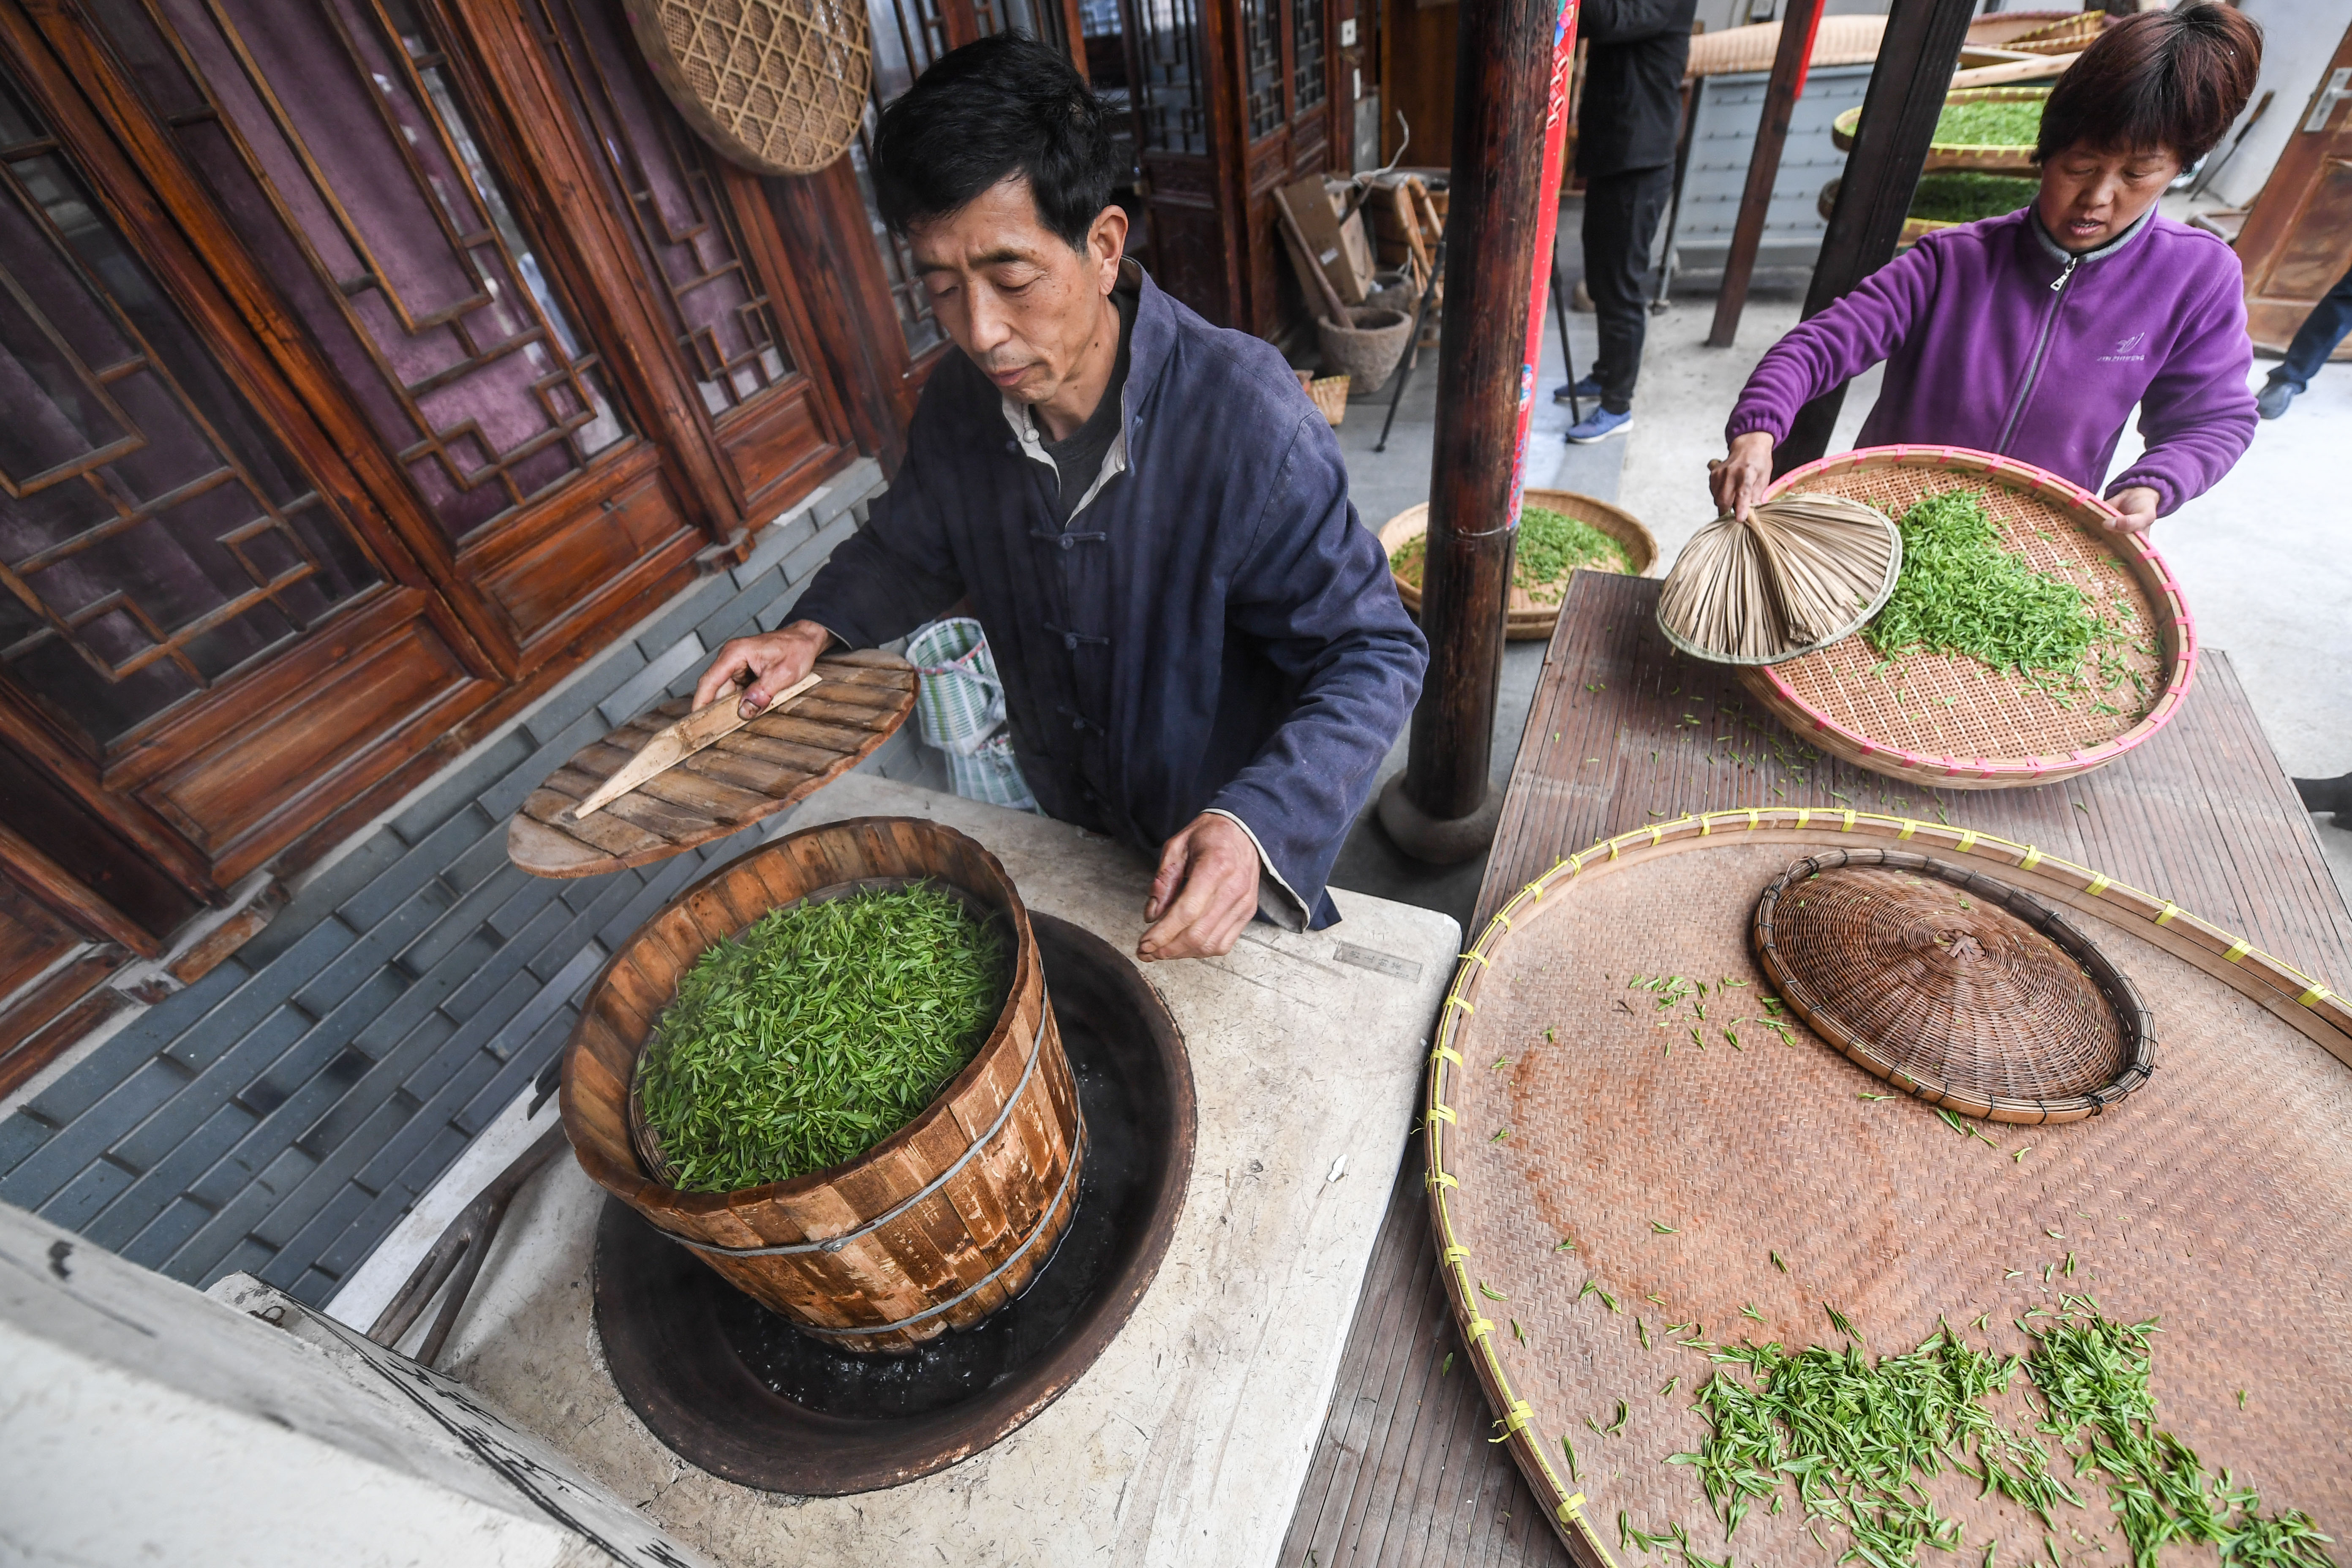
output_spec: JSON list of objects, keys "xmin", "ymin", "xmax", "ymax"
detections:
[
  {"xmin": 636, "ymin": 885, "xmax": 1004, "ymax": 1191},
  {"xmin": 1866, "ymin": 489, "xmax": 2101, "ymax": 678},
  {"xmin": 1934, "ymin": 95, "xmax": 2046, "ymax": 150},
  {"xmin": 1911, "ymin": 171, "xmax": 2041, "ymax": 223}
]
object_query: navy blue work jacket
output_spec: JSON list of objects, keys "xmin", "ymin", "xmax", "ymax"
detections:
[{"xmin": 791, "ymin": 264, "xmax": 1427, "ymax": 928}]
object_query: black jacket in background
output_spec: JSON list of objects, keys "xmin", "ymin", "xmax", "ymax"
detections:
[{"xmin": 1575, "ymin": 0, "xmax": 1699, "ymax": 179}]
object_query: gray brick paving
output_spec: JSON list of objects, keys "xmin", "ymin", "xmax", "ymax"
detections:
[{"xmin": 0, "ymin": 469, "xmax": 892, "ymax": 1300}]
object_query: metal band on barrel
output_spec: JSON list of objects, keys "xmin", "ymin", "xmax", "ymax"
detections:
[
  {"xmin": 809, "ymin": 1111, "xmax": 1088, "ymax": 1338},
  {"xmin": 661, "ymin": 989, "xmax": 1054, "ymax": 1258}
]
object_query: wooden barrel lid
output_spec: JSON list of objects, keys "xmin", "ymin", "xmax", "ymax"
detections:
[{"xmin": 506, "ymin": 648, "xmax": 916, "ymax": 878}]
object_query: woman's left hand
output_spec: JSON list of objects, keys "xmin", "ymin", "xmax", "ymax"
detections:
[{"xmin": 2103, "ymin": 486, "xmax": 2159, "ymax": 534}]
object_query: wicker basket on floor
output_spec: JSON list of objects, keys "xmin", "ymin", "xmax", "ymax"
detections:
[
  {"xmin": 1305, "ymin": 373, "xmax": 1350, "ymax": 425},
  {"xmin": 1739, "ymin": 446, "xmax": 2195, "ymax": 790}
]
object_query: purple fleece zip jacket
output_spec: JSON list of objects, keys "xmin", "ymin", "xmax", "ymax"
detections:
[{"xmin": 1727, "ymin": 207, "xmax": 2256, "ymax": 515}]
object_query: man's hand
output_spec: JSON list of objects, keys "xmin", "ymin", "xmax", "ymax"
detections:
[
  {"xmin": 1138, "ymin": 813, "xmax": 1261, "ymax": 963},
  {"xmin": 2102, "ymin": 485, "xmax": 2159, "ymax": 536},
  {"xmin": 1710, "ymin": 432, "xmax": 1776, "ymax": 522},
  {"xmin": 693, "ymin": 619, "xmax": 835, "ymax": 717}
]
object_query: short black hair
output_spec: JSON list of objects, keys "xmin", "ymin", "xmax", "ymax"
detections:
[
  {"xmin": 2036, "ymin": 3, "xmax": 2262, "ymax": 167},
  {"xmin": 871, "ymin": 34, "xmax": 1120, "ymax": 251}
]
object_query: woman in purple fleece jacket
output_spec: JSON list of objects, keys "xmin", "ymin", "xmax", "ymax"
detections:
[{"xmin": 1714, "ymin": 4, "xmax": 2262, "ymax": 535}]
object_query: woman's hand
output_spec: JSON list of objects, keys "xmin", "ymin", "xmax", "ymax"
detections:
[
  {"xmin": 1710, "ymin": 432, "xmax": 1775, "ymax": 521},
  {"xmin": 693, "ymin": 619, "xmax": 835, "ymax": 717},
  {"xmin": 1138, "ymin": 813, "xmax": 1260, "ymax": 962},
  {"xmin": 2102, "ymin": 486, "xmax": 2159, "ymax": 535}
]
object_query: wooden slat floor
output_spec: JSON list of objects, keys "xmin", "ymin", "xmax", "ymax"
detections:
[{"xmin": 1281, "ymin": 571, "xmax": 2352, "ymax": 1568}]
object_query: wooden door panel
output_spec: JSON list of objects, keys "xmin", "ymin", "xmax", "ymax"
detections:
[
  {"xmin": 123, "ymin": 0, "xmax": 639, "ymax": 555},
  {"xmin": 2265, "ymin": 158, "xmax": 2352, "ymax": 299},
  {"xmin": 2235, "ymin": 21, "xmax": 2352, "ymax": 355},
  {"xmin": 139, "ymin": 585, "xmax": 497, "ymax": 876},
  {"xmin": 462, "ymin": 452, "xmax": 697, "ymax": 644},
  {"xmin": 719, "ymin": 387, "xmax": 834, "ymax": 513}
]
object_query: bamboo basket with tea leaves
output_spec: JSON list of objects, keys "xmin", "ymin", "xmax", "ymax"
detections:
[
  {"xmin": 560, "ymin": 816, "xmax": 1082, "ymax": 1354},
  {"xmin": 1737, "ymin": 446, "xmax": 2195, "ymax": 789},
  {"xmin": 1381, "ymin": 489, "xmax": 1660, "ymax": 641}
]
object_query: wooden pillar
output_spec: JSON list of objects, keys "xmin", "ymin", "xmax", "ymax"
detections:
[
  {"xmin": 1706, "ymin": 0, "xmax": 1827, "ymax": 348},
  {"xmin": 1773, "ymin": 0, "xmax": 1979, "ymax": 473},
  {"xmin": 1379, "ymin": 0, "xmax": 1577, "ymax": 863}
]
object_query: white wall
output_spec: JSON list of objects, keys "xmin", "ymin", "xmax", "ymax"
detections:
[
  {"xmin": 0, "ymin": 1201, "xmax": 654, "ymax": 1568},
  {"xmin": 2208, "ymin": 0, "xmax": 2349, "ymax": 209}
]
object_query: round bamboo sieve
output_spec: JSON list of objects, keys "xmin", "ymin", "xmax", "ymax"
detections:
[
  {"xmin": 1832, "ymin": 86, "xmax": 2049, "ymax": 174},
  {"xmin": 1739, "ymin": 446, "xmax": 2195, "ymax": 789},
  {"xmin": 624, "ymin": 0, "xmax": 872, "ymax": 177},
  {"xmin": 1380, "ymin": 489, "xmax": 1661, "ymax": 642},
  {"xmin": 1754, "ymin": 847, "xmax": 2155, "ymax": 1122},
  {"xmin": 1422, "ymin": 806, "xmax": 2352, "ymax": 1566},
  {"xmin": 560, "ymin": 816, "xmax": 1082, "ymax": 1355}
]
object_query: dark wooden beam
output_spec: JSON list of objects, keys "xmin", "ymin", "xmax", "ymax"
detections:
[
  {"xmin": 1773, "ymin": 0, "xmax": 1979, "ymax": 473},
  {"xmin": 1380, "ymin": 0, "xmax": 1573, "ymax": 860},
  {"xmin": 1707, "ymin": 0, "xmax": 1827, "ymax": 348}
]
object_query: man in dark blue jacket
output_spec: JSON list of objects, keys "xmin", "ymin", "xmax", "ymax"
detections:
[{"xmin": 693, "ymin": 35, "xmax": 1426, "ymax": 962}]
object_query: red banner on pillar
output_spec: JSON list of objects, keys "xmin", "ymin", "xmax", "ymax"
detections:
[{"xmin": 1507, "ymin": 0, "xmax": 1583, "ymax": 531}]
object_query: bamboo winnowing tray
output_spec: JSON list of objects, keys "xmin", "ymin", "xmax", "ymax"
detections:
[{"xmin": 1423, "ymin": 808, "xmax": 2351, "ymax": 1566}]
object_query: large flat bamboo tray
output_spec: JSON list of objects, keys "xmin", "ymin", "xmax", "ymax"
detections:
[
  {"xmin": 1833, "ymin": 86, "xmax": 2048, "ymax": 174},
  {"xmin": 1381, "ymin": 490, "xmax": 1661, "ymax": 643},
  {"xmin": 1740, "ymin": 447, "xmax": 2194, "ymax": 790},
  {"xmin": 1424, "ymin": 806, "xmax": 2352, "ymax": 1565},
  {"xmin": 507, "ymin": 649, "xmax": 915, "ymax": 877}
]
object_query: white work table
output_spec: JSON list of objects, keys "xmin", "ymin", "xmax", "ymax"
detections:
[{"xmin": 379, "ymin": 775, "xmax": 1457, "ymax": 1568}]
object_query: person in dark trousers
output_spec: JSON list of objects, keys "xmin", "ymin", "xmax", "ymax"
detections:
[
  {"xmin": 1562, "ymin": 0, "xmax": 1699, "ymax": 444},
  {"xmin": 2255, "ymin": 259, "xmax": 2352, "ymax": 419},
  {"xmin": 691, "ymin": 36, "xmax": 1425, "ymax": 964}
]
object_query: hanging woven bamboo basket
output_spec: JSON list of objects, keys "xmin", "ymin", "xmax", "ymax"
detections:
[
  {"xmin": 561, "ymin": 816, "xmax": 1083, "ymax": 1355},
  {"xmin": 623, "ymin": 0, "xmax": 872, "ymax": 176}
]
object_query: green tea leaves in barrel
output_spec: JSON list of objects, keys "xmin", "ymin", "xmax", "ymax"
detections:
[{"xmin": 635, "ymin": 885, "xmax": 1007, "ymax": 1192}]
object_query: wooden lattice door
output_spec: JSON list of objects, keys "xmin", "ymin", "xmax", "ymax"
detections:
[
  {"xmin": 1122, "ymin": 0, "xmax": 1340, "ymax": 335},
  {"xmin": 2235, "ymin": 19, "xmax": 2352, "ymax": 360}
]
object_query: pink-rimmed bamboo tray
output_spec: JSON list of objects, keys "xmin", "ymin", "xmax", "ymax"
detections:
[{"xmin": 1740, "ymin": 446, "xmax": 2195, "ymax": 790}]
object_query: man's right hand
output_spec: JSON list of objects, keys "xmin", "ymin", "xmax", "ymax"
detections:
[
  {"xmin": 1710, "ymin": 431, "xmax": 1776, "ymax": 522},
  {"xmin": 694, "ymin": 619, "xmax": 836, "ymax": 717}
]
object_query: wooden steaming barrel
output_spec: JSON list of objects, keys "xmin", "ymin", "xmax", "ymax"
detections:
[{"xmin": 560, "ymin": 817, "xmax": 1082, "ymax": 1354}]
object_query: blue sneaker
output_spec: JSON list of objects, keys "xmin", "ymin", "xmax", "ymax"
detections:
[
  {"xmin": 1566, "ymin": 406, "xmax": 1634, "ymax": 444},
  {"xmin": 1552, "ymin": 374, "xmax": 1605, "ymax": 404}
]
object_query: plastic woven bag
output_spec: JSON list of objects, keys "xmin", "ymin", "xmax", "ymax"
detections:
[{"xmin": 905, "ymin": 618, "xmax": 1038, "ymax": 812}]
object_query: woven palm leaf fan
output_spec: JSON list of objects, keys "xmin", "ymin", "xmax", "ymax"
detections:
[
  {"xmin": 1655, "ymin": 493, "xmax": 1902, "ymax": 664},
  {"xmin": 626, "ymin": 0, "xmax": 872, "ymax": 177}
]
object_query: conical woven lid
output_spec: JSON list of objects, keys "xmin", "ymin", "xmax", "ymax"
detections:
[{"xmin": 1752, "ymin": 850, "xmax": 2153, "ymax": 1121}]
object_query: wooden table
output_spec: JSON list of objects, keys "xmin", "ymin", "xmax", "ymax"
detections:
[{"xmin": 1280, "ymin": 570, "xmax": 2352, "ymax": 1568}]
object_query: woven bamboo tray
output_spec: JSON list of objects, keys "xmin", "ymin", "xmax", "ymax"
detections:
[
  {"xmin": 1380, "ymin": 490, "xmax": 1661, "ymax": 642},
  {"xmin": 1832, "ymin": 86, "xmax": 2047, "ymax": 174},
  {"xmin": 1738, "ymin": 447, "xmax": 2194, "ymax": 789},
  {"xmin": 506, "ymin": 650, "xmax": 916, "ymax": 877},
  {"xmin": 1424, "ymin": 806, "xmax": 2352, "ymax": 1565}
]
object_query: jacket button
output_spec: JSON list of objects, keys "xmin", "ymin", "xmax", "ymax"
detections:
[
  {"xmin": 1064, "ymin": 632, "xmax": 1079, "ymax": 650},
  {"xmin": 1059, "ymin": 535, "xmax": 1074, "ymax": 550}
]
